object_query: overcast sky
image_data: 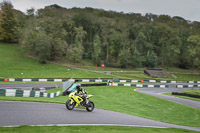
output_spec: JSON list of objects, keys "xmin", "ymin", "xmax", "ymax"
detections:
[{"xmin": 8, "ymin": 0, "xmax": 200, "ymax": 22}]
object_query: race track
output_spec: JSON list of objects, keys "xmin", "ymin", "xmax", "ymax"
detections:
[
  {"xmin": 0, "ymin": 83, "xmax": 200, "ymax": 131},
  {"xmin": 135, "ymin": 88, "xmax": 200, "ymax": 109},
  {"xmin": 0, "ymin": 101, "xmax": 200, "ymax": 131}
]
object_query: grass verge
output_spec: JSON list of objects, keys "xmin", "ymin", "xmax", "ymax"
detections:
[
  {"xmin": 164, "ymin": 89, "xmax": 200, "ymax": 102},
  {"xmin": 173, "ymin": 74, "xmax": 200, "ymax": 81},
  {"xmin": 0, "ymin": 86, "xmax": 200, "ymax": 127},
  {"xmin": 0, "ymin": 126, "xmax": 199, "ymax": 133}
]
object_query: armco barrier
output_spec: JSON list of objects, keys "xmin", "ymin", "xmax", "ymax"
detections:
[
  {"xmin": 176, "ymin": 84, "xmax": 200, "ymax": 88},
  {"xmin": 0, "ymin": 78, "xmax": 200, "ymax": 84},
  {"xmin": 81, "ymin": 83, "xmax": 107, "ymax": 86},
  {"xmin": 108, "ymin": 83, "xmax": 169, "ymax": 88},
  {"xmin": 0, "ymin": 89, "xmax": 60, "ymax": 98}
]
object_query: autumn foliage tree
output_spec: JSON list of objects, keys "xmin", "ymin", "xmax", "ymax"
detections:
[{"xmin": 0, "ymin": 0, "xmax": 17, "ymax": 42}]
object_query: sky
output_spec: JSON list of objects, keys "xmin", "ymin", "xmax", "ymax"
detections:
[{"xmin": 7, "ymin": 0, "xmax": 200, "ymax": 22}]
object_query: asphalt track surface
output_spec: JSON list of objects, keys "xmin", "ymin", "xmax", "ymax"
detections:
[
  {"xmin": 0, "ymin": 101, "xmax": 200, "ymax": 132},
  {"xmin": 135, "ymin": 88, "xmax": 200, "ymax": 109},
  {"xmin": 0, "ymin": 83, "xmax": 200, "ymax": 131}
]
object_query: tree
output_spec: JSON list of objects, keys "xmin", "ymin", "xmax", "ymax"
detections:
[
  {"xmin": 107, "ymin": 28, "xmax": 123, "ymax": 62},
  {"xmin": 38, "ymin": 17, "xmax": 68, "ymax": 60},
  {"xmin": 177, "ymin": 25, "xmax": 191, "ymax": 68},
  {"xmin": 92, "ymin": 34, "xmax": 102, "ymax": 65},
  {"xmin": 18, "ymin": 5, "xmax": 200, "ymax": 69},
  {"xmin": 67, "ymin": 27, "xmax": 86, "ymax": 63},
  {"xmin": 35, "ymin": 31, "xmax": 51, "ymax": 64},
  {"xmin": 135, "ymin": 32, "xmax": 153, "ymax": 55},
  {"xmin": 145, "ymin": 51, "xmax": 157, "ymax": 68},
  {"xmin": 73, "ymin": 13, "xmax": 99, "ymax": 59},
  {"xmin": 187, "ymin": 35, "xmax": 200, "ymax": 74},
  {"xmin": 67, "ymin": 46, "xmax": 82, "ymax": 63},
  {"xmin": 130, "ymin": 48, "xmax": 143, "ymax": 68},
  {"xmin": 20, "ymin": 14, "xmax": 37, "ymax": 53},
  {"xmin": 118, "ymin": 48, "xmax": 130, "ymax": 68},
  {"xmin": 26, "ymin": 7, "xmax": 35, "ymax": 17},
  {"xmin": 0, "ymin": 0, "xmax": 17, "ymax": 42},
  {"xmin": 150, "ymin": 23, "xmax": 180, "ymax": 68}
]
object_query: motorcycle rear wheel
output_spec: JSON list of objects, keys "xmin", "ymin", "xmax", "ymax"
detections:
[
  {"xmin": 86, "ymin": 101, "xmax": 95, "ymax": 112},
  {"xmin": 66, "ymin": 99, "xmax": 75, "ymax": 110}
]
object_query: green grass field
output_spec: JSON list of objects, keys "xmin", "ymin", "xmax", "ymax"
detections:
[
  {"xmin": 173, "ymin": 74, "xmax": 200, "ymax": 81},
  {"xmin": 1, "ymin": 43, "xmax": 200, "ymax": 81},
  {"xmin": 0, "ymin": 126, "xmax": 198, "ymax": 133},
  {"xmin": 0, "ymin": 44, "xmax": 113, "ymax": 79},
  {"xmin": 1, "ymin": 86, "xmax": 200, "ymax": 127}
]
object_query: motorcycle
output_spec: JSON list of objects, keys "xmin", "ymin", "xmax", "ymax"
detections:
[{"xmin": 66, "ymin": 91, "xmax": 95, "ymax": 112}]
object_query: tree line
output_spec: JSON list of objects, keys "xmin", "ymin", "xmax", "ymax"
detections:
[{"xmin": 0, "ymin": 1, "xmax": 200, "ymax": 70}]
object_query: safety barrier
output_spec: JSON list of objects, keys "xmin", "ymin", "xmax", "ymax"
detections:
[
  {"xmin": 172, "ymin": 92, "xmax": 200, "ymax": 98},
  {"xmin": 1, "ymin": 78, "xmax": 200, "ymax": 84},
  {"xmin": 0, "ymin": 78, "xmax": 105, "ymax": 82},
  {"xmin": 0, "ymin": 89, "xmax": 60, "ymax": 98},
  {"xmin": 112, "ymin": 79, "xmax": 200, "ymax": 84},
  {"xmin": 176, "ymin": 84, "xmax": 200, "ymax": 88},
  {"xmin": 108, "ymin": 83, "xmax": 169, "ymax": 88}
]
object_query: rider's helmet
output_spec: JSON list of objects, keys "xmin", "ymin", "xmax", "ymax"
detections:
[{"xmin": 76, "ymin": 84, "xmax": 81, "ymax": 90}]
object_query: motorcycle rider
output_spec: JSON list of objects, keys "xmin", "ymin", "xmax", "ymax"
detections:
[{"xmin": 76, "ymin": 84, "xmax": 88, "ymax": 106}]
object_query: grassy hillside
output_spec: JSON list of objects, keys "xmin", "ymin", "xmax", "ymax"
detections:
[
  {"xmin": 0, "ymin": 43, "xmax": 200, "ymax": 80},
  {"xmin": 0, "ymin": 44, "xmax": 113, "ymax": 78}
]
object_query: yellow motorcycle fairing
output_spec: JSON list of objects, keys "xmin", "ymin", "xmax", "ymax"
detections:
[{"xmin": 68, "ymin": 91, "xmax": 84, "ymax": 108}]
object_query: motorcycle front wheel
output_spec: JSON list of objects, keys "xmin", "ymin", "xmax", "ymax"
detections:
[
  {"xmin": 66, "ymin": 99, "xmax": 75, "ymax": 110},
  {"xmin": 86, "ymin": 101, "xmax": 95, "ymax": 112}
]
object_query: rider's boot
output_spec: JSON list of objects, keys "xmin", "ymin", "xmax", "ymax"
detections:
[{"xmin": 86, "ymin": 99, "xmax": 89, "ymax": 105}]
